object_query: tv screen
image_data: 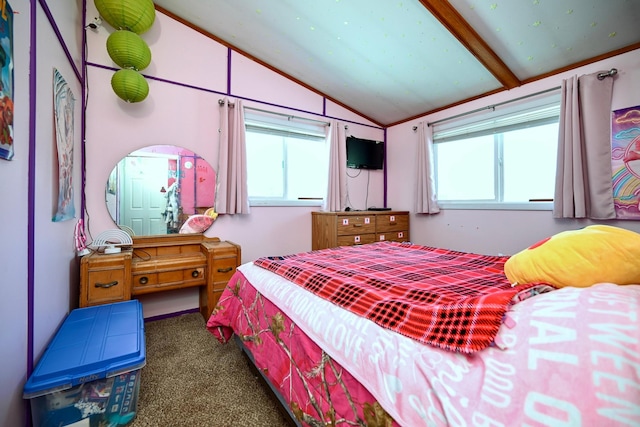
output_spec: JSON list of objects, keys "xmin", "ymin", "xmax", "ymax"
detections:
[{"xmin": 346, "ymin": 136, "xmax": 384, "ymax": 170}]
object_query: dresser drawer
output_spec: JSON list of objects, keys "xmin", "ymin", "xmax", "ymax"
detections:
[
  {"xmin": 376, "ymin": 230, "xmax": 409, "ymax": 243},
  {"xmin": 336, "ymin": 214, "xmax": 376, "ymax": 236},
  {"xmin": 337, "ymin": 233, "xmax": 376, "ymax": 246},
  {"xmin": 376, "ymin": 213, "xmax": 409, "ymax": 233}
]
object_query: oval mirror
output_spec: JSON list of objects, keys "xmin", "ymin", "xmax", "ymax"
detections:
[{"xmin": 106, "ymin": 145, "xmax": 217, "ymax": 236}]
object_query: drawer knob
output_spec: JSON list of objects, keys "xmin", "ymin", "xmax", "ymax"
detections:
[
  {"xmin": 191, "ymin": 270, "xmax": 200, "ymax": 278},
  {"xmin": 217, "ymin": 267, "xmax": 233, "ymax": 273},
  {"xmin": 95, "ymin": 280, "xmax": 118, "ymax": 289},
  {"xmin": 139, "ymin": 276, "xmax": 149, "ymax": 285}
]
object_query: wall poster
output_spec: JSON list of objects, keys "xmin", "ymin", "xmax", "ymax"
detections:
[
  {"xmin": 0, "ymin": 0, "xmax": 13, "ymax": 161},
  {"xmin": 52, "ymin": 68, "xmax": 76, "ymax": 222},
  {"xmin": 611, "ymin": 105, "xmax": 640, "ymax": 220}
]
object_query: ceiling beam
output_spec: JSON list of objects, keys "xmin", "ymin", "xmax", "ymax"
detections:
[{"xmin": 419, "ymin": 0, "xmax": 521, "ymax": 89}]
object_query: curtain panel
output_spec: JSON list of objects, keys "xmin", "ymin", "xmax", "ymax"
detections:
[
  {"xmin": 554, "ymin": 72, "xmax": 615, "ymax": 219},
  {"xmin": 415, "ymin": 122, "xmax": 440, "ymax": 214},
  {"xmin": 217, "ymin": 98, "xmax": 250, "ymax": 215},
  {"xmin": 324, "ymin": 120, "xmax": 347, "ymax": 212}
]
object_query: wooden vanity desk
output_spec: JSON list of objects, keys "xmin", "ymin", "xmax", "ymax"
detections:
[{"xmin": 79, "ymin": 235, "xmax": 241, "ymax": 320}]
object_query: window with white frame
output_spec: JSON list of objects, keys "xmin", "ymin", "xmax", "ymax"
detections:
[
  {"xmin": 245, "ymin": 110, "xmax": 329, "ymax": 206},
  {"xmin": 433, "ymin": 98, "xmax": 560, "ymax": 210}
]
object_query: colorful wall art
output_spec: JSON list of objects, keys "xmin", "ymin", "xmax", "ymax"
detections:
[
  {"xmin": 611, "ymin": 105, "xmax": 640, "ymax": 220},
  {"xmin": 0, "ymin": 1, "xmax": 13, "ymax": 161}
]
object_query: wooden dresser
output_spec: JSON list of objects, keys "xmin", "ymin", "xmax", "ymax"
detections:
[
  {"xmin": 79, "ymin": 235, "xmax": 241, "ymax": 320},
  {"xmin": 311, "ymin": 210, "xmax": 410, "ymax": 250}
]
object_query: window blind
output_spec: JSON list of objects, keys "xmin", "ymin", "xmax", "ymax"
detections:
[
  {"xmin": 245, "ymin": 110, "xmax": 327, "ymax": 139},
  {"xmin": 433, "ymin": 100, "xmax": 561, "ymax": 143}
]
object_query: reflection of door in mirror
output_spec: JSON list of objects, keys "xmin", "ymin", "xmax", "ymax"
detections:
[
  {"xmin": 121, "ymin": 156, "xmax": 169, "ymax": 236},
  {"xmin": 106, "ymin": 145, "xmax": 216, "ymax": 237}
]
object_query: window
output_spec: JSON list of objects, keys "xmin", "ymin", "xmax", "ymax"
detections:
[
  {"xmin": 245, "ymin": 111, "xmax": 328, "ymax": 206},
  {"xmin": 433, "ymin": 100, "xmax": 560, "ymax": 210}
]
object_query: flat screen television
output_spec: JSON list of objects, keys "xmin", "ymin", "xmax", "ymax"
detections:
[{"xmin": 346, "ymin": 136, "xmax": 384, "ymax": 170}]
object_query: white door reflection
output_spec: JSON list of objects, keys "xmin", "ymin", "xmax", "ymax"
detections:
[{"xmin": 106, "ymin": 145, "xmax": 216, "ymax": 236}]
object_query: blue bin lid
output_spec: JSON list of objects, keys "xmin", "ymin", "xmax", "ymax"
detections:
[{"xmin": 24, "ymin": 300, "xmax": 146, "ymax": 398}]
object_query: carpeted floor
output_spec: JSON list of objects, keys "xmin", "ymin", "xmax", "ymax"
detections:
[{"xmin": 130, "ymin": 312, "xmax": 291, "ymax": 427}]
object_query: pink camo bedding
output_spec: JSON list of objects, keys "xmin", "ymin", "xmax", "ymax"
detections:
[
  {"xmin": 208, "ymin": 263, "xmax": 640, "ymax": 427},
  {"xmin": 208, "ymin": 268, "xmax": 397, "ymax": 426}
]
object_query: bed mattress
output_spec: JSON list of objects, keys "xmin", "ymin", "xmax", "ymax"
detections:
[{"xmin": 208, "ymin": 251, "xmax": 640, "ymax": 426}]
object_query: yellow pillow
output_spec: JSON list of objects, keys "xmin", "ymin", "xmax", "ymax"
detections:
[{"xmin": 504, "ymin": 225, "xmax": 640, "ymax": 288}]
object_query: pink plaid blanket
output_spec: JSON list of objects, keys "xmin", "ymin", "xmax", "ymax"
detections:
[{"xmin": 254, "ymin": 242, "xmax": 549, "ymax": 352}]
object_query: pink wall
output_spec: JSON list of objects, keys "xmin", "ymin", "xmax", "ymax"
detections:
[
  {"xmin": 4, "ymin": 3, "xmax": 637, "ymax": 425},
  {"xmin": 2, "ymin": 1, "xmax": 85, "ymax": 425},
  {"xmin": 83, "ymin": 7, "xmax": 385, "ymax": 317},
  {"xmin": 387, "ymin": 49, "xmax": 640, "ymax": 256}
]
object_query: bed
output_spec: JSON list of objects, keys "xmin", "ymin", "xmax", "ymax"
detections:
[{"xmin": 207, "ymin": 227, "xmax": 640, "ymax": 426}]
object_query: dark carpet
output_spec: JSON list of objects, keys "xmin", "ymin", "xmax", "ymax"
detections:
[{"xmin": 130, "ymin": 312, "xmax": 290, "ymax": 427}]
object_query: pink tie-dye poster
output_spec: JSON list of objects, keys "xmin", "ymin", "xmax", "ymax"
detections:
[{"xmin": 612, "ymin": 105, "xmax": 640, "ymax": 220}]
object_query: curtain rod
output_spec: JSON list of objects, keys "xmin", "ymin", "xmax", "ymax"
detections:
[
  {"xmin": 219, "ymin": 99, "xmax": 329, "ymax": 126},
  {"xmin": 425, "ymin": 67, "xmax": 618, "ymax": 128},
  {"xmin": 425, "ymin": 85, "xmax": 561, "ymax": 128}
]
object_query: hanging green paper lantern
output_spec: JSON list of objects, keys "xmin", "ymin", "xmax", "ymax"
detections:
[
  {"xmin": 106, "ymin": 30, "xmax": 151, "ymax": 71},
  {"xmin": 111, "ymin": 69, "xmax": 149, "ymax": 103},
  {"xmin": 94, "ymin": 0, "xmax": 156, "ymax": 34}
]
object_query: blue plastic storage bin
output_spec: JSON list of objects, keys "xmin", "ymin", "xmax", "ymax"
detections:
[{"xmin": 24, "ymin": 300, "xmax": 146, "ymax": 427}]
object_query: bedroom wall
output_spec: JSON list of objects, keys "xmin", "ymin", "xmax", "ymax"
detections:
[
  {"xmin": 83, "ymin": 5, "xmax": 385, "ymax": 317},
  {"xmin": 387, "ymin": 49, "xmax": 640, "ymax": 256},
  {"xmin": 1, "ymin": 1, "xmax": 84, "ymax": 426}
]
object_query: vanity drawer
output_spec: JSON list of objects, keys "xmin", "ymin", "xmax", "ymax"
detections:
[
  {"xmin": 213, "ymin": 257, "xmax": 237, "ymax": 280},
  {"xmin": 198, "ymin": 240, "xmax": 242, "ymax": 319},
  {"xmin": 131, "ymin": 253, "xmax": 207, "ymax": 295},
  {"xmin": 80, "ymin": 251, "xmax": 132, "ymax": 307},
  {"xmin": 86, "ymin": 268, "xmax": 128, "ymax": 304}
]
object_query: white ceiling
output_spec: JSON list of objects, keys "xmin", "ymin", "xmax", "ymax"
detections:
[{"xmin": 152, "ymin": 0, "xmax": 640, "ymax": 126}]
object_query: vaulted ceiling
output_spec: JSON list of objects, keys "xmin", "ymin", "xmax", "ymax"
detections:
[{"xmin": 153, "ymin": 0, "xmax": 640, "ymax": 127}]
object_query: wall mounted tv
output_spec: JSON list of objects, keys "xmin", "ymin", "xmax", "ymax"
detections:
[{"xmin": 346, "ymin": 136, "xmax": 384, "ymax": 170}]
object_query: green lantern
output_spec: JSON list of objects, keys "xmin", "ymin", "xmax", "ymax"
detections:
[
  {"xmin": 94, "ymin": 0, "xmax": 156, "ymax": 34},
  {"xmin": 106, "ymin": 30, "xmax": 151, "ymax": 71},
  {"xmin": 111, "ymin": 69, "xmax": 149, "ymax": 103}
]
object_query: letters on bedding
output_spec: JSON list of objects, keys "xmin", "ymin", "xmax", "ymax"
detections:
[
  {"xmin": 208, "ymin": 265, "xmax": 640, "ymax": 427},
  {"xmin": 254, "ymin": 241, "xmax": 551, "ymax": 353}
]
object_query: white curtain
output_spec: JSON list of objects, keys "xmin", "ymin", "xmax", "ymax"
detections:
[
  {"xmin": 553, "ymin": 72, "xmax": 615, "ymax": 219},
  {"xmin": 216, "ymin": 98, "xmax": 250, "ymax": 215},
  {"xmin": 415, "ymin": 122, "xmax": 440, "ymax": 214},
  {"xmin": 324, "ymin": 120, "xmax": 347, "ymax": 211}
]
